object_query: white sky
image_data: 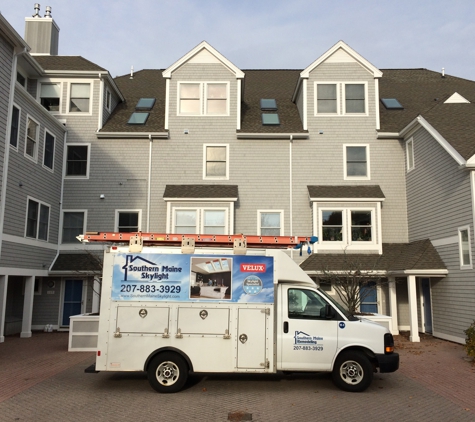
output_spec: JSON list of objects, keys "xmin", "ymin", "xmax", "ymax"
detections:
[{"xmin": 2, "ymin": 0, "xmax": 474, "ymax": 80}]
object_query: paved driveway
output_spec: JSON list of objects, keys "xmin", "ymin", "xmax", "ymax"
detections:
[{"xmin": 0, "ymin": 332, "xmax": 474, "ymax": 421}]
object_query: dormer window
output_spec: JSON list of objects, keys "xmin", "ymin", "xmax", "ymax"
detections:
[{"xmin": 178, "ymin": 82, "xmax": 228, "ymax": 116}]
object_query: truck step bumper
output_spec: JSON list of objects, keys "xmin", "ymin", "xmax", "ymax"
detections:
[
  {"xmin": 376, "ymin": 353, "xmax": 399, "ymax": 373},
  {"xmin": 85, "ymin": 363, "xmax": 99, "ymax": 374}
]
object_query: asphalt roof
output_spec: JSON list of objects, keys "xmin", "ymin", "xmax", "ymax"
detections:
[
  {"xmin": 163, "ymin": 184, "xmax": 239, "ymax": 199},
  {"xmin": 50, "ymin": 252, "xmax": 102, "ymax": 273},
  {"xmin": 300, "ymin": 239, "xmax": 446, "ymax": 273},
  {"xmin": 307, "ymin": 185, "xmax": 385, "ymax": 199},
  {"xmin": 34, "ymin": 55, "xmax": 107, "ymax": 72}
]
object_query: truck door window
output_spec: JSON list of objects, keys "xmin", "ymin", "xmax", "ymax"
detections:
[{"xmin": 288, "ymin": 289, "xmax": 328, "ymax": 319}]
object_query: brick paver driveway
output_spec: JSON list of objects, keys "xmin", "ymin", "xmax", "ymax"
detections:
[{"xmin": 0, "ymin": 332, "xmax": 474, "ymax": 421}]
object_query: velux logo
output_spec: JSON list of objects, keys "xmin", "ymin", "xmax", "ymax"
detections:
[{"xmin": 240, "ymin": 263, "xmax": 266, "ymax": 273}]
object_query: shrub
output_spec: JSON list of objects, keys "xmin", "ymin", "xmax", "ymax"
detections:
[{"xmin": 464, "ymin": 320, "xmax": 475, "ymax": 361}]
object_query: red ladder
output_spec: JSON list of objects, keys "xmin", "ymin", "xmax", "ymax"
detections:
[{"xmin": 78, "ymin": 232, "xmax": 316, "ymax": 249}]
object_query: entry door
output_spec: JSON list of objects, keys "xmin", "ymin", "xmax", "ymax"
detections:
[
  {"xmin": 421, "ymin": 278, "xmax": 433, "ymax": 334},
  {"xmin": 279, "ymin": 286, "xmax": 338, "ymax": 371},
  {"xmin": 237, "ymin": 308, "xmax": 267, "ymax": 369},
  {"xmin": 62, "ymin": 280, "xmax": 83, "ymax": 326}
]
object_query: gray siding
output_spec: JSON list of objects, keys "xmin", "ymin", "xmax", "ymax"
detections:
[
  {"xmin": 32, "ymin": 277, "xmax": 61, "ymax": 325},
  {"xmin": 406, "ymin": 126, "xmax": 475, "ymax": 342},
  {"xmin": 0, "ymin": 241, "xmax": 57, "ymax": 269}
]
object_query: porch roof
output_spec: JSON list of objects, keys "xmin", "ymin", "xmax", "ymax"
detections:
[
  {"xmin": 50, "ymin": 252, "xmax": 103, "ymax": 273},
  {"xmin": 300, "ymin": 239, "xmax": 446, "ymax": 274}
]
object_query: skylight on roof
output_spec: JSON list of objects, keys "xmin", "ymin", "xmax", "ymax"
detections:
[
  {"xmin": 381, "ymin": 98, "xmax": 403, "ymax": 109},
  {"xmin": 128, "ymin": 112, "xmax": 149, "ymax": 125},
  {"xmin": 260, "ymin": 99, "xmax": 277, "ymax": 111},
  {"xmin": 262, "ymin": 113, "xmax": 280, "ymax": 125},
  {"xmin": 136, "ymin": 98, "xmax": 156, "ymax": 110}
]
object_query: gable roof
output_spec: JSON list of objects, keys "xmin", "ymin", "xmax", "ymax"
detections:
[
  {"xmin": 307, "ymin": 185, "xmax": 385, "ymax": 201},
  {"xmin": 162, "ymin": 41, "xmax": 244, "ymax": 79}
]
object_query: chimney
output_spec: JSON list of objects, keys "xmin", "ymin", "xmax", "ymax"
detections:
[{"xmin": 24, "ymin": 4, "xmax": 60, "ymax": 55}]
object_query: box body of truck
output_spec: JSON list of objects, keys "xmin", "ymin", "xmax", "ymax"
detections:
[{"xmin": 92, "ymin": 244, "xmax": 398, "ymax": 392}]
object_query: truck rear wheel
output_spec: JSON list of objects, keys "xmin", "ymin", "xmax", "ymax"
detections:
[
  {"xmin": 332, "ymin": 351, "xmax": 373, "ymax": 392},
  {"xmin": 147, "ymin": 352, "xmax": 188, "ymax": 393}
]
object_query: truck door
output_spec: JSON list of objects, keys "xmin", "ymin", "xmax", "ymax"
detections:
[
  {"xmin": 278, "ymin": 286, "xmax": 338, "ymax": 371},
  {"xmin": 237, "ymin": 308, "xmax": 268, "ymax": 370}
]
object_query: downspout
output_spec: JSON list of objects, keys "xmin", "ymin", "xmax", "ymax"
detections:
[
  {"xmin": 0, "ymin": 47, "xmax": 28, "ymax": 258},
  {"xmin": 147, "ymin": 134, "xmax": 153, "ymax": 232},
  {"xmin": 289, "ymin": 135, "xmax": 293, "ymax": 258},
  {"xmin": 97, "ymin": 72, "xmax": 104, "ymax": 130},
  {"xmin": 50, "ymin": 130, "xmax": 68, "ymax": 272}
]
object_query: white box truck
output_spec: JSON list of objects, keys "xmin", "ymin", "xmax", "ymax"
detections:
[{"xmin": 83, "ymin": 233, "xmax": 399, "ymax": 393}]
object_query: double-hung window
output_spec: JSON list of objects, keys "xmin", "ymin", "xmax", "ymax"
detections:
[
  {"xmin": 459, "ymin": 226, "xmax": 472, "ymax": 269},
  {"xmin": 66, "ymin": 144, "xmax": 89, "ymax": 178},
  {"xmin": 322, "ymin": 210, "xmax": 343, "ymax": 241},
  {"xmin": 40, "ymin": 83, "xmax": 61, "ymax": 112},
  {"xmin": 116, "ymin": 210, "xmax": 141, "ymax": 232},
  {"xmin": 344, "ymin": 145, "xmax": 369, "ymax": 179},
  {"xmin": 43, "ymin": 131, "xmax": 55, "ymax": 171},
  {"xmin": 316, "ymin": 83, "xmax": 338, "ymax": 114},
  {"xmin": 26, "ymin": 198, "xmax": 50, "ymax": 241},
  {"xmin": 204, "ymin": 144, "xmax": 228, "ymax": 179},
  {"xmin": 25, "ymin": 117, "xmax": 39, "ymax": 161},
  {"xmin": 178, "ymin": 82, "xmax": 228, "ymax": 116},
  {"xmin": 62, "ymin": 211, "xmax": 85, "ymax": 243},
  {"xmin": 69, "ymin": 83, "xmax": 91, "ymax": 113},
  {"xmin": 344, "ymin": 83, "xmax": 366, "ymax": 114},
  {"xmin": 10, "ymin": 105, "xmax": 20, "ymax": 148},
  {"xmin": 173, "ymin": 208, "xmax": 227, "ymax": 234},
  {"xmin": 258, "ymin": 211, "xmax": 283, "ymax": 236}
]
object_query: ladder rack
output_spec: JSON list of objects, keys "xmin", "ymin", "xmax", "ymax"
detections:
[{"xmin": 77, "ymin": 232, "xmax": 317, "ymax": 253}]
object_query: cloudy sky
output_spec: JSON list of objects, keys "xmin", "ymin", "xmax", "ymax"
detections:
[{"xmin": 2, "ymin": 1, "xmax": 474, "ymax": 80}]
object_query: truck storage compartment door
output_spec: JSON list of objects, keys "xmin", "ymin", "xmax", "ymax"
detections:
[
  {"xmin": 237, "ymin": 308, "xmax": 268, "ymax": 369},
  {"xmin": 117, "ymin": 306, "xmax": 170, "ymax": 334},
  {"xmin": 178, "ymin": 307, "xmax": 230, "ymax": 335}
]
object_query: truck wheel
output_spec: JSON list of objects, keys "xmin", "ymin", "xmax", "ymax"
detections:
[
  {"xmin": 332, "ymin": 351, "xmax": 373, "ymax": 392},
  {"xmin": 147, "ymin": 352, "xmax": 188, "ymax": 393}
]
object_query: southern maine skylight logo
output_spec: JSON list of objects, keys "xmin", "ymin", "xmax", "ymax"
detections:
[
  {"xmin": 122, "ymin": 255, "xmax": 181, "ymax": 282},
  {"xmin": 242, "ymin": 275, "xmax": 263, "ymax": 295}
]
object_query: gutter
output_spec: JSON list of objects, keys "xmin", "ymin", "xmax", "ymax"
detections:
[
  {"xmin": 96, "ymin": 132, "xmax": 169, "ymax": 139},
  {"xmin": 237, "ymin": 133, "xmax": 308, "ymax": 140}
]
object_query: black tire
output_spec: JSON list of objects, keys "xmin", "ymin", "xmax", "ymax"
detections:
[
  {"xmin": 332, "ymin": 351, "xmax": 373, "ymax": 392},
  {"xmin": 147, "ymin": 352, "xmax": 188, "ymax": 393}
]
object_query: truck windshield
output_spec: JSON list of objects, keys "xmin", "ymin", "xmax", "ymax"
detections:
[{"xmin": 317, "ymin": 288, "xmax": 358, "ymax": 321}]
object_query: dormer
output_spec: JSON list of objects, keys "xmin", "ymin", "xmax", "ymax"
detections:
[
  {"xmin": 162, "ymin": 41, "xmax": 244, "ymax": 130},
  {"xmin": 292, "ymin": 41, "xmax": 383, "ymax": 130}
]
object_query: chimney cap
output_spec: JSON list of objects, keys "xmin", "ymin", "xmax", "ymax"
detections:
[
  {"xmin": 33, "ymin": 3, "xmax": 41, "ymax": 18},
  {"xmin": 44, "ymin": 6, "xmax": 52, "ymax": 18}
]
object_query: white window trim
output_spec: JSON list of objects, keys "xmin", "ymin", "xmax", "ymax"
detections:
[
  {"xmin": 317, "ymin": 206, "xmax": 377, "ymax": 250},
  {"xmin": 115, "ymin": 209, "xmax": 142, "ymax": 232},
  {"xmin": 257, "ymin": 209, "xmax": 284, "ymax": 236},
  {"xmin": 10, "ymin": 103, "xmax": 21, "ymax": 151},
  {"xmin": 458, "ymin": 225, "xmax": 472, "ymax": 269},
  {"xmin": 406, "ymin": 137, "xmax": 415, "ymax": 172},
  {"xmin": 343, "ymin": 144, "xmax": 370, "ymax": 180},
  {"xmin": 171, "ymin": 206, "xmax": 229, "ymax": 234},
  {"xmin": 65, "ymin": 143, "xmax": 91, "ymax": 179},
  {"xmin": 38, "ymin": 80, "xmax": 63, "ymax": 114},
  {"xmin": 177, "ymin": 81, "xmax": 230, "ymax": 116},
  {"xmin": 42, "ymin": 129, "xmax": 55, "ymax": 172},
  {"xmin": 203, "ymin": 144, "xmax": 229, "ymax": 180},
  {"xmin": 24, "ymin": 114, "xmax": 40, "ymax": 163},
  {"xmin": 314, "ymin": 82, "xmax": 340, "ymax": 116},
  {"xmin": 61, "ymin": 210, "xmax": 87, "ymax": 244},
  {"xmin": 67, "ymin": 80, "xmax": 93, "ymax": 115},
  {"xmin": 25, "ymin": 196, "xmax": 51, "ymax": 242},
  {"xmin": 343, "ymin": 82, "xmax": 368, "ymax": 116}
]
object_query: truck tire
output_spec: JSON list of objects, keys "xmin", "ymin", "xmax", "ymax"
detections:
[
  {"xmin": 147, "ymin": 352, "xmax": 188, "ymax": 393},
  {"xmin": 332, "ymin": 351, "xmax": 373, "ymax": 392}
]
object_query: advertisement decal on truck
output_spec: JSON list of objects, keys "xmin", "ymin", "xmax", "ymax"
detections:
[{"xmin": 111, "ymin": 253, "xmax": 274, "ymax": 303}]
